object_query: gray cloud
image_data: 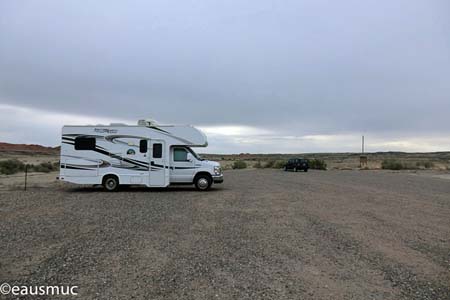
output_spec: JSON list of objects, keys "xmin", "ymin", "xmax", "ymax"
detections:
[{"xmin": 1, "ymin": 0, "xmax": 450, "ymax": 151}]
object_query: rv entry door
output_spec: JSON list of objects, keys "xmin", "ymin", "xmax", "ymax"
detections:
[{"xmin": 149, "ymin": 140, "xmax": 167, "ymax": 187}]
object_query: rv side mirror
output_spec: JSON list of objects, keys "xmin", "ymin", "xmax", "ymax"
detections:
[{"xmin": 187, "ymin": 153, "xmax": 193, "ymax": 162}]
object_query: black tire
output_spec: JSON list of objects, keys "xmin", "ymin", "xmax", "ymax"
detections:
[
  {"xmin": 294, "ymin": 167, "xmax": 298, "ymax": 172},
  {"xmin": 284, "ymin": 166, "xmax": 287, "ymax": 171},
  {"xmin": 304, "ymin": 168, "xmax": 308, "ymax": 172},
  {"xmin": 194, "ymin": 174, "xmax": 212, "ymax": 191},
  {"xmin": 103, "ymin": 175, "xmax": 119, "ymax": 192}
]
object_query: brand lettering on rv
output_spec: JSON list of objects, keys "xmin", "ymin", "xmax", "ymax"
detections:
[{"xmin": 94, "ymin": 128, "xmax": 118, "ymax": 134}]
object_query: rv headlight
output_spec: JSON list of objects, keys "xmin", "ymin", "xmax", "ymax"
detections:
[{"xmin": 214, "ymin": 166, "xmax": 222, "ymax": 175}]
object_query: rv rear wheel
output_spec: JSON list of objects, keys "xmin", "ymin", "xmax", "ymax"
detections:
[
  {"xmin": 103, "ymin": 175, "xmax": 119, "ymax": 192},
  {"xmin": 194, "ymin": 174, "xmax": 212, "ymax": 191}
]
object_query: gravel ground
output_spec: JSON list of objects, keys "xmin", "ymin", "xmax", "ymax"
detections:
[{"xmin": 0, "ymin": 169, "xmax": 449, "ymax": 300}]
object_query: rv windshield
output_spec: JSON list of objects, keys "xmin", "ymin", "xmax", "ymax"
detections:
[{"xmin": 187, "ymin": 147, "xmax": 203, "ymax": 161}]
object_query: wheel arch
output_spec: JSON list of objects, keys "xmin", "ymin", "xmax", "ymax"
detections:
[
  {"xmin": 102, "ymin": 173, "xmax": 121, "ymax": 185},
  {"xmin": 193, "ymin": 171, "xmax": 213, "ymax": 184}
]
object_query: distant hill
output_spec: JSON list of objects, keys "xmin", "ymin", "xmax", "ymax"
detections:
[{"xmin": 0, "ymin": 142, "xmax": 59, "ymax": 155}]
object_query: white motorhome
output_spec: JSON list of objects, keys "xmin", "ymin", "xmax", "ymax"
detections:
[{"xmin": 58, "ymin": 119, "xmax": 223, "ymax": 191}]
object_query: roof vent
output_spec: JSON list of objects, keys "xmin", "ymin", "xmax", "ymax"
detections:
[{"xmin": 138, "ymin": 119, "xmax": 158, "ymax": 126}]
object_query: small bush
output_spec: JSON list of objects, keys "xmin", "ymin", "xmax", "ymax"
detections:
[
  {"xmin": 253, "ymin": 161, "xmax": 263, "ymax": 168},
  {"xmin": 31, "ymin": 162, "xmax": 57, "ymax": 173},
  {"xmin": 264, "ymin": 160, "xmax": 275, "ymax": 168},
  {"xmin": 309, "ymin": 159, "xmax": 327, "ymax": 170},
  {"xmin": 273, "ymin": 160, "xmax": 287, "ymax": 169},
  {"xmin": 416, "ymin": 161, "xmax": 434, "ymax": 169},
  {"xmin": 232, "ymin": 160, "xmax": 247, "ymax": 169},
  {"xmin": 222, "ymin": 164, "xmax": 233, "ymax": 171},
  {"xmin": 381, "ymin": 159, "xmax": 404, "ymax": 170},
  {"xmin": 424, "ymin": 161, "xmax": 434, "ymax": 169},
  {"xmin": 0, "ymin": 159, "xmax": 25, "ymax": 175}
]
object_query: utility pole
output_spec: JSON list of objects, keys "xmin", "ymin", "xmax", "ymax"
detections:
[
  {"xmin": 362, "ymin": 135, "xmax": 365, "ymax": 154},
  {"xmin": 360, "ymin": 135, "xmax": 367, "ymax": 169}
]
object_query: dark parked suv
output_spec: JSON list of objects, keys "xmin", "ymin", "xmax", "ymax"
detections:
[{"xmin": 284, "ymin": 158, "xmax": 309, "ymax": 172}]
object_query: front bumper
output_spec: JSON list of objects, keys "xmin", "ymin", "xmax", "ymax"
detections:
[{"xmin": 212, "ymin": 174, "xmax": 224, "ymax": 184}]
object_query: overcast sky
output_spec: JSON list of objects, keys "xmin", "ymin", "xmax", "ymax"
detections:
[{"xmin": 1, "ymin": 0, "xmax": 449, "ymax": 153}]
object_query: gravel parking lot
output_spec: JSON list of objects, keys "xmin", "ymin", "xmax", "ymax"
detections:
[{"xmin": 1, "ymin": 169, "xmax": 449, "ymax": 300}]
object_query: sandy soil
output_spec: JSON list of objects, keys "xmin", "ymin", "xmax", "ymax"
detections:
[{"xmin": 0, "ymin": 169, "xmax": 449, "ymax": 299}]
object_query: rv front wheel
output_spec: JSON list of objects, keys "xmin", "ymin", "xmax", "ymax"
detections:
[
  {"xmin": 194, "ymin": 174, "xmax": 212, "ymax": 191},
  {"xmin": 103, "ymin": 175, "xmax": 119, "ymax": 192}
]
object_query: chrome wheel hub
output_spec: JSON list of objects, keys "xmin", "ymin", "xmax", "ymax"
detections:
[{"xmin": 197, "ymin": 178, "xmax": 209, "ymax": 189}]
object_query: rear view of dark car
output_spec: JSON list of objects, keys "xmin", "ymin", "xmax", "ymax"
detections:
[{"xmin": 284, "ymin": 158, "xmax": 309, "ymax": 172}]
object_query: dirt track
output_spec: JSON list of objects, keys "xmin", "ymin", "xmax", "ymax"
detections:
[{"xmin": 1, "ymin": 169, "xmax": 449, "ymax": 299}]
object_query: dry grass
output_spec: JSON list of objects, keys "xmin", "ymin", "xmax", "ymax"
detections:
[
  {"xmin": 1, "ymin": 151, "xmax": 449, "ymax": 173},
  {"xmin": 203, "ymin": 152, "xmax": 450, "ymax": 170}
]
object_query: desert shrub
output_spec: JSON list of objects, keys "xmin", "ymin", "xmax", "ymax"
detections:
[
  {"xmin": 253, "ymin": 161, "xmax": 263, "ymax": 168},
  {"xmin": 416, "ymin": 161, "xmax": 434, "ymax": 169},
  {"xmin": 272, "ymin": 160, "xmax": 287, "ymax": 169},
  {"xmin": 264, "ymin": 160, "xmax": 275, "ymax": 168},
  {"xmin": 424, "ymin": 161, "xmax": 434, "ymax": 169},
  {"xmin": 222, "ymin": 164, "xmax": 233, "ymax": 171},
  {"xmin": 309, "ymin": 159, "xmax": 327, "ymax": 170},
  {"xmin": 381, "ymin": 159, "xmax": 404, "ymax": 170},
  {"xmin": 0, "ymin": 159, "xmax": 25, "ymax": 175},
  {"xmin": 232, "ymin": 160, "xmax": 247, "ymax": 169},
  {"xmin": 30, "ymin": 162, "xmax": 57, "ymax": 173}
]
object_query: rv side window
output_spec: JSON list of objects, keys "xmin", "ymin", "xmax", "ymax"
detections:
[
  {"xmin": 153, "ymin": 143, "xmax": 162, "ymax": 158},
  {"xmin": 173, "ymin": 148, "xmax": 188, "ymax": 161},
  {"xmin": 74, "ymin": 137, "xmax": 96, "ymax": 150},
  {"xmin": 139, "ymin": 140, "xmax": 147, "ymax": 153}
]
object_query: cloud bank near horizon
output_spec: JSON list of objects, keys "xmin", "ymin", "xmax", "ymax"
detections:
[{"xmin": 1, "ymin": 104, "xmax": 449, "ymax": 154}]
